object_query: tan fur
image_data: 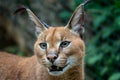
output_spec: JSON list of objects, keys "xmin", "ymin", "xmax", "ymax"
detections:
[
  {"xmin": 0, "ymin": 27, "xmax": 85, "ymax": 80},
  {"xmin": 0, "ymin": 1, "xmax": 88, "ymax": 80}
]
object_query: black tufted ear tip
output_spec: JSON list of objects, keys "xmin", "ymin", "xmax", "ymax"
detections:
[
  {"xmin": 82, "ymin": 0, "xmax": 91, "ymax": 6},
  {"xmin": 14, "ymin": 6, "xmax": 28, "ymax": 14}
]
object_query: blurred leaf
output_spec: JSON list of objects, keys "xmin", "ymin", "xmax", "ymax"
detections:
[
  {"xmin": 87, "ymin": 54, "xmax": 103, "ymax": 65},
  {"xmin": 114, "ymin": 0, "xmax": 120, "ymax": 7},
  {"xmin": 100, "ymin": 43, "xmax": 112, "ymax": 53},
  {"xmin": 93, "ymin": 9, "xmax": 109, "ymax": 29},
  {"xmin": 115, "ymin": 17, "xmax": 120, "ymax": 26},
  {"xmin": 100, "ymin": 67, "xmax": 108, "ymax": 76},
  {"xmin": 109, "ymin": 73, "xmax": 120, "ymax": 80},
  {"xmin": 101, "ymin": 27, "xmax": 114, "ymax": 39}
]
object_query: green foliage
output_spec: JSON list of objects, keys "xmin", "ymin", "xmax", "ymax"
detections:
[
  {"xmin": 59, "ymin": 0, "xmax": 120, "ymax": 79},
  {"xmin": 59, "ymin": 10, "xmax": 71, "ymax": 23},
  {"xmin": 85, "ymin": 0, "xmax": 120, "ymax": 80},
  {"xmin": 108, "ymin": 73, "xmax": 120, "ymax": 80},
  {"xmin": 3, "ymin": 46, "xmax": 25, "ymax": 56}
]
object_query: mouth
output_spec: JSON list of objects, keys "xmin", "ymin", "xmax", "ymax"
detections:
[{"xmin": 49, "ymin": 64, "xmax": 68, "ymax": 72}]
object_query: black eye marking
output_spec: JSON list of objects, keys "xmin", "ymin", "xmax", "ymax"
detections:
[
  {"xmin": 39, "ymin": 42, "xmax": 47, "ymax": 49},
  {"xmin": 60, "ymin": 41, "xmax": 71, "ymax": 48}
]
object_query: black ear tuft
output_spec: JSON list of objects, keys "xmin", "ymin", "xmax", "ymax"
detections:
[{"xmin": 14, "ymin": 6, "xmax": 28, "ymax": 14}]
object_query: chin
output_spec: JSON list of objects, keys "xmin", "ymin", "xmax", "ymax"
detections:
[{"xmin": 48, "ymin": 71, "xmax": 64, "ymax": 76}]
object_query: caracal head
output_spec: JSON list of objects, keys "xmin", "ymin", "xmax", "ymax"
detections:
[{"xmin": 18, "ymin": 1, "xmax": 89, "ymax": 76}]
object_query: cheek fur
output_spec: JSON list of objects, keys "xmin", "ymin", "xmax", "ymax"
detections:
[{"xmin": 34, "ymin": 43, "xmax": 46, "ymax": 58}]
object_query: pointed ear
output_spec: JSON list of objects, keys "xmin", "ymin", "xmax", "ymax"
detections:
[
  {"xmin": 14, "ymin": 7, "xmax": 49, "ymax": 37},
  {"xmin": 66, "ymin": 0, "xmax": 90, "ymax": 38},
  {"xmin": 26, "ymin": 8, "xmax": 49, "ymax": 37}
]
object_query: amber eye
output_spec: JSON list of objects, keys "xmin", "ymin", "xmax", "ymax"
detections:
[
  {"xmin": 39, "ymin": 42, "xmax": 47, "ymax": 49},
  {"xmin": 60, "ymin": 41, "xmax": 71, "ymax": 48}
]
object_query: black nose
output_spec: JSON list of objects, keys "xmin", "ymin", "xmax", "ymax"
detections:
[{"xmin": 47, "ymin": 53, "xmax": 58, "ymax": 63}]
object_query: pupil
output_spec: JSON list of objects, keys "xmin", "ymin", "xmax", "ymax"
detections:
[
  {"xmin": 43, "ymin": 44, "xmax": 46, "ymax": 47},
  {"xmin": 63, "ymin": 42, "xmax": 67, "ymax": 45},
  {"xmin": 43, "ymin": 44, "xmax": 45, "ymax": 46}
]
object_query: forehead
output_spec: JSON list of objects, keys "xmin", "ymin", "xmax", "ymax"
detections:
[
  {"xmin": 47, "ymin": 27, "xmax": 70, "ymax": 41},
  {"xmin": 38, "ymin": 27, "xmax": 74, "ymax": 42}
]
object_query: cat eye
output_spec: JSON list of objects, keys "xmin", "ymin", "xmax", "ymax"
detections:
[
  {"xmin": 39, "ymin": 42, "xmax": 47, "ymax": 49},
  {"xmin": 60, "ymin": 41, "xmax": 71, "ymax": 48}
]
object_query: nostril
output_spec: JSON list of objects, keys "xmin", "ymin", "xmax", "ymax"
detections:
[
  {"xmin": 53, "ymin": 56, "xmax": 57, "ymax": 60},
  {"xmin": 47, "ymin": 57, "xmax": 50, "ymax": 60}
]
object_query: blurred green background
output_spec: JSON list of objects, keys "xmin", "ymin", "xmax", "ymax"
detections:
[{"xmin": 0, "ymin": 0, "xmax": 120, "ymax": 80}]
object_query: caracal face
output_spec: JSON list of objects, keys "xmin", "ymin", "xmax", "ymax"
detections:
[
  {"xmin": 34, "ymin": 27, "xmax": 85, "ymax": 76},
  {"xmin": 22, "ymin": 2, "xmax": 85, "ymax": 76}
]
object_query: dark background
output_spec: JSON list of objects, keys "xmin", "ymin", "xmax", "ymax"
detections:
[{"xmin": 0, "ymin": 0, "xmax": 120, "ymax": 80}]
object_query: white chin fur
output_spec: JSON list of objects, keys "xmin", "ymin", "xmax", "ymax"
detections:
[{"xmin": 48, "ymin": 71, "xmax": 64, "ymax": 76}]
